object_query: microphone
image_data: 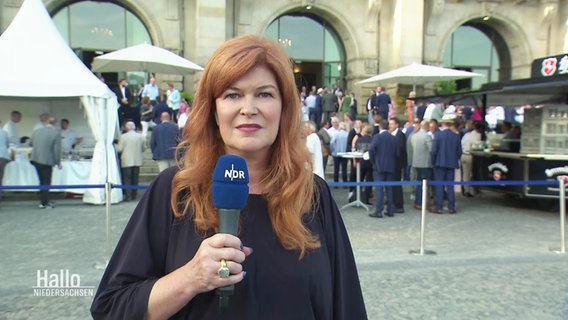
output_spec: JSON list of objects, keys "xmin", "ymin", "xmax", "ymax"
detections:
[{"xmin": 211, "ymin": 154, "xmax": 249, "ymax": 311}]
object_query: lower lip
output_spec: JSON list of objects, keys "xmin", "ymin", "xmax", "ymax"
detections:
[{"xmin": 237, "ymin": 126, "xmax": 260, "ymax": 132}]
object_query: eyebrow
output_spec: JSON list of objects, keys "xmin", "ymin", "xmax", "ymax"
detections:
[{"xmin": 226, "ymin": 84, "xmax": 278, "ymax": 91}]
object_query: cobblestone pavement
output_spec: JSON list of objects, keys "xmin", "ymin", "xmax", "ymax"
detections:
[{"xmin": 1, "ymin": 188, "xmax": 567, "ymax": 319}]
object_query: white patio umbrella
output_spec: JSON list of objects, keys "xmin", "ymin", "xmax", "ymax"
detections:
[
  {"xmin": 356, "ymin": 62, "xmax": 484, "ymax": 91},
  {"xmin": 91, "ymin": 43, "xmax": 204, "ymax": 75}
]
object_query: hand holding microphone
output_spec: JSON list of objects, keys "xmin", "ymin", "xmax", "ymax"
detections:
[{"xmin": 211, "ymin": 154, "xmax": 250, "ymax": 310}]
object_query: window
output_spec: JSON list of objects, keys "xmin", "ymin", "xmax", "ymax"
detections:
[
  {"xmin": 443, "ymin": 25, "xmax": 501, "ymax": 90},
  {"xmin": 265, "ymin": 15, "xmax": 345, "ymax": 90},
  {"xmin": 53, "ymin": 1, "xmax": 151, "ymax": 88}
]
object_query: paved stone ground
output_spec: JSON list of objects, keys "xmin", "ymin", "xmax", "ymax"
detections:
[{"xmin": 1, "ymin": 187, "xmax": 567, "ymax": 319}]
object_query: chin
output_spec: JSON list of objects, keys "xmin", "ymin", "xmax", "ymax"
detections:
[{"xmin": 227, "ymin": 142, "xmax": 271, "ymax": 156}]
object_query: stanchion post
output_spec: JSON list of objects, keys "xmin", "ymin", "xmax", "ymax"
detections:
[
  {"xmin": 559, "ymin": 178, "xmax": 566, "ymax": 254},
  {"xmin": 419, "ymin": 179, "xmax": 427, "ymax": 255},
  {"xmin": 104, "ymin": 181, "xmax": 111, "ymax": 259},
  {"xmin": 409, "ymin": 179, "xmax": 436, "ymax": 256}
]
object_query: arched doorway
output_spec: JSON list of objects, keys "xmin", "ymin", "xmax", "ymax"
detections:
[
  {"xmin": 264, "ymin": 14, "xmax": 345, "ymax": 91},
  {"xmin": 442, "ymin": 22, "xmax": 509, "ymax": 90},
  {"xmin": 52, "ymin": 1, "xmax": 151, "ymax": 89}
]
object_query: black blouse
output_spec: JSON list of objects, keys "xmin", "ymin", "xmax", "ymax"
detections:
[{"xmin": 91, "ymin": 167, "xmax": 367, "ymax": 319}]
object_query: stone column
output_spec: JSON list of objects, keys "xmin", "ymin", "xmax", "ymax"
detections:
[
  {"xmin": 389, "ymin": 0, "xmax": 424, "ymax": 69},
  {"xmin": 383, "ymin": 0, "xmax": 425, "ymax": 106},
  {"xmin": 181, "ymin": 0, "xmax": 227, "ymax": 91}
]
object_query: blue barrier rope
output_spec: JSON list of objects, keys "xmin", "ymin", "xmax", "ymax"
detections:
[
  {"xmin": 326, "ymin": 179, "xmax": 559, "ymax": 188},
  {"xmin": 0, "ymin": 180, "xmax": 560, "ymax": 191},
  {"xmin": 0, "ymin": 184, "xmax": 106, "ymax": 190}
]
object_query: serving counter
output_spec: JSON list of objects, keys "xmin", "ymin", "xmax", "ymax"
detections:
[{"xmin": 471, "ymin": 150, "xmax": 568, "ymax": 199}]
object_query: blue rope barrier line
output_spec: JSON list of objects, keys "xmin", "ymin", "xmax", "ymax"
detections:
[
  {"xmin": 113, "ymin": 184, "xmax": 149, "ymax": 190},
  {"xmin": 0, "ymin": 180, "xmax": 560, "ymax": 190},
  {"xmin": 0, "ymin": 184, "xmax": 107, "ymax": 190},
  {"xmin": 0, "ymin": 184, "xmax": 152, "ymax": 191},
  {"xmin": 326, "ymin": 179, "xmax": 560, "ymax": 188}
]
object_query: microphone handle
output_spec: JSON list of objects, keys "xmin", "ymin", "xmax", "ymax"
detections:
[
  {"xmin": 216, "ymin": 208, "xmax": 240, "ymax": 311},
  {"xmin": 218, "ymin": 208, "xmax": 240, "ymax": 235}
]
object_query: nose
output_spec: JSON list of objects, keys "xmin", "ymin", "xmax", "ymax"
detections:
[{"xmin": 240, "ymin": 95, "xmax": 258, "ymax": 117}]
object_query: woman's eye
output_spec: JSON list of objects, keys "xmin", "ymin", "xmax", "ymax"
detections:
[
  {"xmin": 259, "ymin": 92, "xmax": 273, "ymax": 98},
  {"xmin": 225, "ymin": 93, "xmax": 240, "ymax": 99}
]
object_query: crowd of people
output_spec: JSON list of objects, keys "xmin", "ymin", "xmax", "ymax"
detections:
[
  {"xmin": 114, "ymin": 76, "xmax": 191, "ymax": 136},
  {"xmin": 301, "ymin": 85, "xmax": 520, "ymax": 218},
  {"xmin": 110, "ymin": 75, "xmax": 193, "ymax": 201}
]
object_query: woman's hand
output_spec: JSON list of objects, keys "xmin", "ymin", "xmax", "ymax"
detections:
[
  {"xmin": 182, "ymin": 233, "xmax": 253, "ymax": 294},
  {"xmin": 147, "ymin": 234, "xmax": 253, "ymax": 320}
]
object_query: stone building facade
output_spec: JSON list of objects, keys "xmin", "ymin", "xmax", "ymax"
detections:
[{"xmin": 2, "ymin": 0, "xmax": 567, "ymax": 104}]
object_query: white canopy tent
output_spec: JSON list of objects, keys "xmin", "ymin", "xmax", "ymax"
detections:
[
  {"xmin": 0, "ymin": 0, "xmax": 122, "ymax": 204},
  {"xmin": 92, "ymin": 43, "xmax": 204, "ymax": 75},
  {"xmin": 357, "ymin": 62, "xmax": 484, "ymax": 91}
]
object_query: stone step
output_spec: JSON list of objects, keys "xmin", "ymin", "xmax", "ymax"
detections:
[{"xmin": 139, "ymin": 132, "xmax": 158, "ymax": 184}]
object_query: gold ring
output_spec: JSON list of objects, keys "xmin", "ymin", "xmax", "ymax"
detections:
[{"xmin": 218, "ymin": 259, "xmax": 230, "ymax": 278}]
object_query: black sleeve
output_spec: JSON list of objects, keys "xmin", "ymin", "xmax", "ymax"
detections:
[
  {"xmin": 90, "ymin": 168, "xmax": 177, "ymax": 319},
  {"xmin": 315, "ymin": 177, "xmax": 368, "ymax": 319}
]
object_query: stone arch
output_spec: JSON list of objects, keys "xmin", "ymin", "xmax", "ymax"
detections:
[
  {"xmin": 434, "ymin": 14, "xmax": 532, "ymax": 81},
  {"xmin": 260, "ymin": 5, "xmax": 359, "ymax": 57},
  {"xmin": 46, "ymin": 0, "xmax": 163, "ymax": 48},
  {"xmin": 257, "ymin": 4, "xmax": 361, "ymax": 88}
]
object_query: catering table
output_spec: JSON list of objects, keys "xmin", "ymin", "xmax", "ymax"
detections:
[
  {"xmin": 2, "ymin": 160, "xmax": 39, "ymax": 191},
  {"xmin": 2, "ymin": 158, "xmax": 92, "ymax": 194},
  {"xmin": 52, "ymin": 159, "xmax": 92, "ymax": 194},
  {"xmin": 338, "ymin": 152, "xmax": 370, "ymax": 211}
]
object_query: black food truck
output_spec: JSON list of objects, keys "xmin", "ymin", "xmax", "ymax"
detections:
[{"xmin": 420, "ymin": 54, "xmax": 568, "ymax": 203}]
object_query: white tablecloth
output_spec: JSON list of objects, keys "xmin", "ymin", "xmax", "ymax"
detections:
[
  {"xmin": 2, "ymin": 161, "xmax": 39, "ymax": 191},
  {"xmin": 2, "ymin": 159, "xmax": 92, "ymax": 194},
  {"xmin": 52, "ymin": 160, "xmax": 92, "ymax": 194}
]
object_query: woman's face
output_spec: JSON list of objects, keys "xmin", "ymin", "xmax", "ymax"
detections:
[{"xmin": 215, "ymin": 66, "xmax": 282, "ymax": 159}]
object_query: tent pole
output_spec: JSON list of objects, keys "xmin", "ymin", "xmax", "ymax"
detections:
[
  {"xmin": 105, "ymin": 100, "xmax": 111, "ymax": 260},
  {"xmin": 94, "ymin": 99, "xmax": 111, "ymax": 269}
]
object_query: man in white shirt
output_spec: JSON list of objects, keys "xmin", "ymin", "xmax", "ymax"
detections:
[
  {"xmin": 461, "ymin": 120, "xmax": 481, "ymax": 197},
  {"xmin": 142, "ymin": 77, "xmax": 160, "ymax": 104},
  {"xmin": 3, "ymin": 110, "xmax": 22, "ymax": 148},
  {"xmin": 304, "ymin": 90, "xmax": 317, "ymax": 123},
  {"xmin": 304, "ymin": 120, "xmax": 325, "ymax": 179},
  {"xmin": 60, "ymin": 119, "xmax": 83, "ymax": 156},
  {"xmin": 326, "ymin": 116, "xmax": 340, "ymax": 140}
]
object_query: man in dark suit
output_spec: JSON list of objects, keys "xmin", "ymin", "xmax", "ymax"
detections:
[
  {"xmin": 375, "ymin": 86, "xmax": 391, "ymax": 121},
  {"xmin": 313, "ymin": 88, "xmax": 324, "ymax": 130},
  {"xmin": 368, "ymin": 119, "xmax": 398, "ymax": 218},
  {"xmin": 389, "ymin": 118, "xmax": 407, "ymax": 213},
  {"xmin": 430, "ymin": 116, "xmax": 462, "ymax": 214},
  {"xmin": 321, "ymin": 87, "xmax": 337, "ymax": 126},
  {"xmin": 151, "ymin": 112, "xmax": 180, "ymax": 172},
  {"xmin": 116, "ymin": 79, "xmax": 134, "ymax": 129},
  {"xmin": 416, "ymin": 102, "xmax": 427, "ymax": 121},
  {"xmin": 366, "ymin": 89, "xmax": 376, "ymax": 124}
]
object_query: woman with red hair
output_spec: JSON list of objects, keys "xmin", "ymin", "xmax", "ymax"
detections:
[{"xmin": 91, "ymin": 35, "xmax": 367, "ymax": 319}]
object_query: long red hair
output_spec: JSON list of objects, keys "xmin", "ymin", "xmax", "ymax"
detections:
[{"xmin": 171, "ymin": 35, "xmax": 319, "ymax": 258}]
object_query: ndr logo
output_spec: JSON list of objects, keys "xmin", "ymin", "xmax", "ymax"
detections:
[{"xmin": 224, "ymin": 164, "xmax": 245, "ymax": 181}]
